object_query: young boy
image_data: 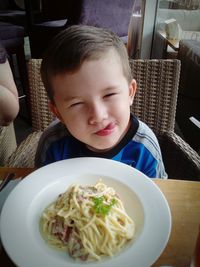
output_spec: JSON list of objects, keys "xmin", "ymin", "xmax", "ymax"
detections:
[{"xmin": 35, "ymin": 25, "xmax": 167, "ymax": 178}]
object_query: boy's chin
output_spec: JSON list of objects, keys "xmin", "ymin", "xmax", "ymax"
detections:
[{"xmin": 86, "ymin": 142, "xmax": 117, "ymax": 152}]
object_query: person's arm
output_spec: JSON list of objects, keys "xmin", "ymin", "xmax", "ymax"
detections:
[{"xmin": 0, "ymin": 59, "xmax": 19, "ymax": 126}]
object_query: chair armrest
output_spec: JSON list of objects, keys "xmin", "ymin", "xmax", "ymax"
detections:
[
  {"xmin": 0, "ymin": 123, "xmax": 17, "ymax": 166},
  {"xmin": 158, "ymin": 131, "xmax": 200, "ymax": 181},
  {"xmin": 5, "ymin": 131, "xmax": 42, "ymax": 168}
]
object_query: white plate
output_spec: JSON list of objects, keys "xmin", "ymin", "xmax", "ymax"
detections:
[{"xmin": 0, "ymin": 158, "xmax": 171, "ymax": 267}]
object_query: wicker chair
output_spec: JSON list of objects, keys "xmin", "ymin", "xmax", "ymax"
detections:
[
  {"xmin": 0, "ymin": 123, "xmax": 17, "ymax": 166},
  {"xmin": 6, "ymin": 59, "xmax": 200, "ymax": 181}
]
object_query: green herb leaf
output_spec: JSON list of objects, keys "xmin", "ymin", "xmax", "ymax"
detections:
[{"xmin": 92, "ymin": 196, "xmax": 117, "ymax": 216}]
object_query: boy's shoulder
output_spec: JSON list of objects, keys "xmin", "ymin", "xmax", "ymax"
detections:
[
  {"xmin": 133, "ymin": 118, "xmax": 162, "ymax": 160},
  {"xmin": 40, "ymin": 119, "xmax": 68, "ymax": 140},
  {"xmin": 128, "ymin": 117, "xmax": 167, "ymax": 179},
  {"xmin": 135, "ymin": 119, "xmax": 157, "ymax": 139},
  {"xmin": 36, "ymin": 119, "xmax": 70, "ymax": 152},
  {"xmin": 35, "ymin": 119, "xmax": 71, "ymax": 167}
]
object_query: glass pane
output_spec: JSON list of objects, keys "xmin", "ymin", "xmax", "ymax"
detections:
[
  {"xmin": 151, "ymin": 0, "xmax": 200, "ymax": 59},
  {"xmin": 151, "ymin": 0, "xmax": 200, "ymax": 153}
]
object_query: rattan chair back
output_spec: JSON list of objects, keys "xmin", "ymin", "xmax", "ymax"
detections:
[
  {"xmin": 130, "ymin": 59, "xmax": 180, "ymax": 135},
  {"xmin": 28, "ymin": 59, "xmax": 55, "ymax": 131}
]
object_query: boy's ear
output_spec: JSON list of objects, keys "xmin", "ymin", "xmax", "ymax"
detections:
[
  {"xmin": 129, "ymin": 79, "xmax": 137, "ymax": 106},
  {"xmin": 49, "ymin": 102, "xmax": 64, "ymax": 123}
]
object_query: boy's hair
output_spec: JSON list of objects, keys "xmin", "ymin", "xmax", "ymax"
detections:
[{"xmin": 41, "ymin": 25, "xmax": 132, "ymax": 103}]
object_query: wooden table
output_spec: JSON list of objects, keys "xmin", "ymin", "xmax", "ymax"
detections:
[
  {"xmin": 0, "ymin": 168, "xmax": 200, "ymax": 267},
  {"xmin": 152, "ymin": 179, "xmax": 200, "ymax": 267}
]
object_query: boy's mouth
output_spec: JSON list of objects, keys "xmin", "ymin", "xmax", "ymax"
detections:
[{"xmin": 95, "ymin": 122, "xmax": 116, "ymax": 136}]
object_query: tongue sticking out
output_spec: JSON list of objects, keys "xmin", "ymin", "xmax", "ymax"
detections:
[{"xmin": 96, "ymin": 123, "xmax": 115, "ymax": 136}]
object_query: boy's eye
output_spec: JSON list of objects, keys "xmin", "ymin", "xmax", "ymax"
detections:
[
  {"xmin": 104, "ymin": 93, "xmax": 117, "ymax": 98},
  {"xmin": 70, "ymin": 102, "xmax": 83, "ymax": 107}
]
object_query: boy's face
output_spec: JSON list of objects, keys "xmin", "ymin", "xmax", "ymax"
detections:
[{"xmin": 50, "ymin": 49, "xmax": 136, "ymax": 152}]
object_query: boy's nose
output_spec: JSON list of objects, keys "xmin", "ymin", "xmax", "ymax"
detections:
[{"xmin": 88, "ymin": 103, "xmax": 108, "ymax": 125}]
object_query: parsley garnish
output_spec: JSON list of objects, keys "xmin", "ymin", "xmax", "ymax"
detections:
[{"xmin": 92, "ymin": 196, "xmax": 117, "ymax": 216}]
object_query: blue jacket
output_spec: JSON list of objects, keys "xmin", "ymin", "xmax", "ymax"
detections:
[{"xmin": 35, "ymin": 115, "xmax": 167, "ymax": 178}]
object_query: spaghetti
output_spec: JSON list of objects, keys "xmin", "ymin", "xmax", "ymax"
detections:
[{"xmin": 40, "ymin": 181, "xmax": 135, "ymax": 261}]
